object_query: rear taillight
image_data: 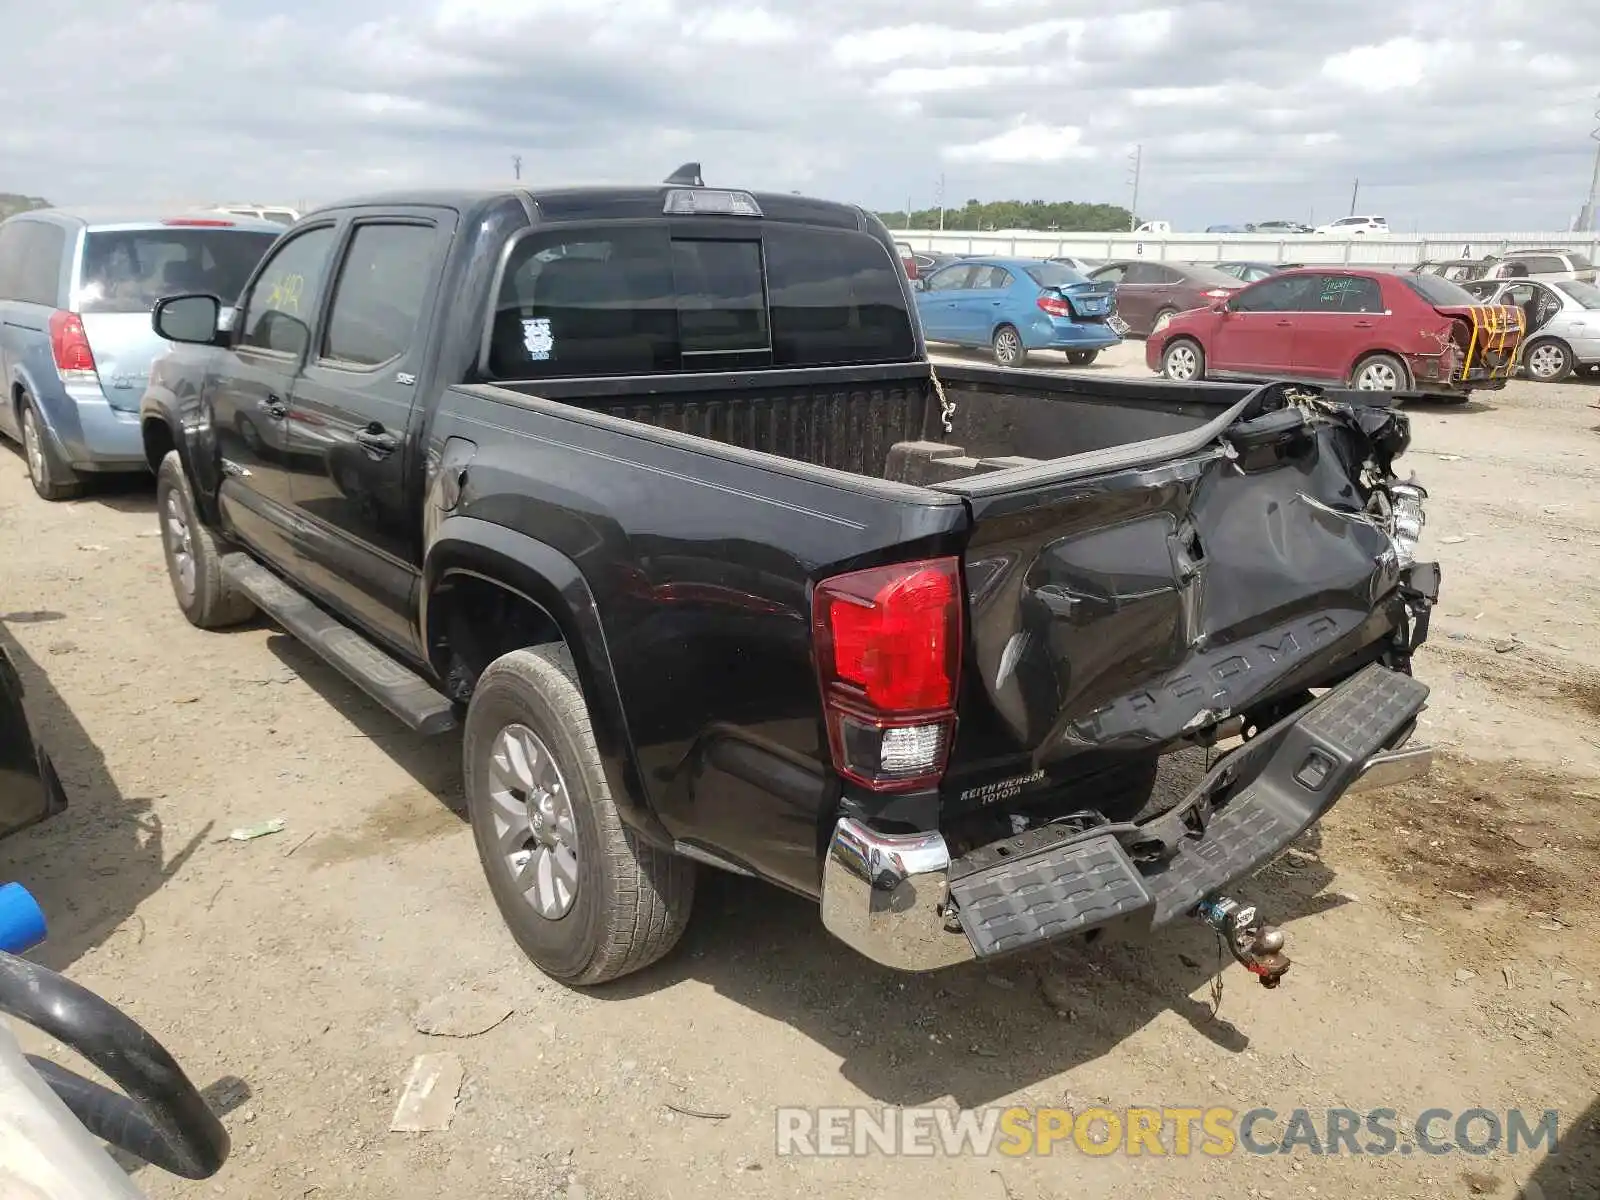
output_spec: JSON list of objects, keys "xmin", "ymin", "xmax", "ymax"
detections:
[
  {"xmin": 903, "ymin": 257, "xmax": 918, "ymax": 280},
  {"xmin": 48, "ymin": 311, "xmax": 98, "ymax": 382},
  {"xmin": 1037, "ymin": 295, "xmax": 1072, "ymax": 317},
  {"xmin": 1202, "ymin": 288, "xmax": 1232, "ymax": 299},
  {"xmin": 812, "ymin": 558, "xmax": 962, "ymax": 792}
]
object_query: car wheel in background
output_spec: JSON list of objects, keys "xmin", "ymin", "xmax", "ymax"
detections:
[
  {"xmin": 1065, "ymin": 350, "xmax": 1100, "ymax": 366},
  {"xmin": 1161, "ymin": 338, "xmax": 1205, "ymax": 382},
  {"xmin": 155, "ymin": 450, "xmax": 256, "ymax": 629},
  {"xmin": 1524, "ymin": 338, "xmax": 1573, "ymax": 383},
  {"xmin": 991, "ymin": 325, "xmax": 1027, "ymax": 368},
  {"xmin": 1350, "ymin": 353, "xmax": 1408, "ymax": 393},
  {"xmin": 1150, "ymin": 307, "xmax": 1178, "ymax": 336},
  {"xmin": 19, "ymin": 396, "xmax": 83, "ymax": 502},
  {"xmin": 464, "ymin": 644, "xmax": 695, "ymax": 985}
]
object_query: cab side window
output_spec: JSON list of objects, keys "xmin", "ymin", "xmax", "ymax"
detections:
[{"xmin": 239, "ymin": 226, "xmax": 338, "ymax": 358}]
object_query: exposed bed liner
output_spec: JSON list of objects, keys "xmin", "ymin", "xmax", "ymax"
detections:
[{"xmin": 483, "ymin": 361, "xmax": 1273, "ymax": 492}]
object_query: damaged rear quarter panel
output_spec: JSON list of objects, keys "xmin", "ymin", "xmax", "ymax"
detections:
[{"xmin": 955, "ymin": 404, "xmax": 1407, "ymax": 762}]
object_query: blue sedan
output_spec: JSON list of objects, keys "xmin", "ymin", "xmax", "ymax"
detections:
[{"xmin": 914, "ymin": 257, "xmax": 1122, "ymax": 367}]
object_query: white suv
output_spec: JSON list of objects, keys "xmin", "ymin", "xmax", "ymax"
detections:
[{"xmin": 1315, "ymin": 215, "xmax": 1390, "ymax": 235}]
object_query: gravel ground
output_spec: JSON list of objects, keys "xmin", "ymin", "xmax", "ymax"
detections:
[{"xmin": 2, "ymin": 345, "xmax": 1598, "ymax": 1200}]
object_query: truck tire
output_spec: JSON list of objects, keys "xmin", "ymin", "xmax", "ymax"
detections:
[
  {"xmin": 19, "ymin": 394, "xmax": 83, "ymax": 501},
  {"xmin": 464, "ymin": 644, "xmax": 694, "ymax": 985},
  {"xmin": 155, "ymin": 451, "xmax": 256, "ymax": 629}
]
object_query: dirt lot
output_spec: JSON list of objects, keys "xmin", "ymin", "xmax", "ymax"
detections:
[{"xmin": 3, "ymin": 346, "xmax": 1598, "ymax": 1200}]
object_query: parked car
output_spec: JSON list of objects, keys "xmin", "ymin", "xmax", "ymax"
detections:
[
  {"xmin": 140, "ymin": 174, "xmax": 1436, "ymax": 986},
  {"xmin": 1087, "ymin": 259, "xmax": 1243, "ymax": 336},
  {"xmin": 1215, "ymin": 261, "xmax": 1303, "ymax": 283},
  {"xmin": 894, "ymin": 240, "xmax": 919, "ymax": 280},
  {"xmin": 915, "ymin": 257, "xmax": 1120, "ymax": 366},
  {"xmin": 1462, "ymin": 276, "xmax": 1600, "ymax": 381},
  {"xmin": 1253, "ymin": 220, "xmax": 1313, "ymax": 234},
  {"xmin": 1133, "ymin": 220, "xmax": 1170, "ymax": 233},
  {"xmin": 1047, "ymin": 255, "xmax": 1101, "ymax": 274},
  {"xmin": 1482, "ymin": 248, "xmax": 1596, "ymax": 284},
  {"xmin": 1315, "ymin": 216, "xmax": 1389, "ymax": 235},
  {"xmin": 0, "ymin": 209, "xmax": 281, "ymax": 499},
  {"xmin": 1414, "ymin": 258, "xmax": 1495, "ymax": 283},
  {"xmin": 1204, "ymin": 224, "xmax": 1254, "ymax": 234},
  {"xmin": 913, "ymin": 250, "xmax": 959, "ymax": 276},
  {"xmin": 1147, "ymin": 267, "xmax": 1524, "ymax": 401}
]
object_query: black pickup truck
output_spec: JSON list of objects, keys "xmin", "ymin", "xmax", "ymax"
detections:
[{"xmin": 138, "ymin": 169, "xmax": 1440, "ymax": 987}]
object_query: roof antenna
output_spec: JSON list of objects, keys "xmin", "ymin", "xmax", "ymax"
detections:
[{"xmin": 664, "ymin": 162, "xmax": 703, "ymax": 187}]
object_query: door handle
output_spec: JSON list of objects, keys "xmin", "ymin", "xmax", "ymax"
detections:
[
  {"xmin": 1353, "ymin": 320, "xmax": 1374, "ymax": 328},
  {"xmin": 1276, "ymin": 320, "xmax": 1293, "ymax": 327},
  {"xmin": 260, "ymin": 395, "xmax": 287, "ymax": 420},
  {"xmin": 354, "ymin": 424, "xmax": 399, "ymax": 458}
]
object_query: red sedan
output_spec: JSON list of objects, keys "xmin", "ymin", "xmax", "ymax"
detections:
[{"xmin": 1146, "ymin": 267, "xmax": 1525, "ymax": 399}]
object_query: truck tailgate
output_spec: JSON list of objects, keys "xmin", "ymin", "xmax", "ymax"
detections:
[{"xmin": 938, "ymin": 388, "xmax": 1422, "ymax": 763}]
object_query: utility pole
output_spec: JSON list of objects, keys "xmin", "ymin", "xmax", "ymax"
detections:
[
  {"xmin": 1127, "ymin": 144, "xmax": 1142, "ymax": 231},
  {"xmin": 512, "ymin": 155, "xmax": 523, "ymax": 182},
  {"xmin": 906, "ymin": 195, "xmax": 913, "ymax": 229},
  {"xmin": 1348, "ymin": 177, "xmax": 1360, "ymax": 217},
  {"xmin": 1576, "ymin": 93, "xmax": 1600, "ymax": 233},
  {"xmin": 936, "ymin": 173, "xmax": 946, "ymax": 232}
]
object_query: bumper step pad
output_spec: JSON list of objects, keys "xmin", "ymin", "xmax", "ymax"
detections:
[{"xmin": 947, "ymin": 664, "xmax": 1429, "ymax": 958}]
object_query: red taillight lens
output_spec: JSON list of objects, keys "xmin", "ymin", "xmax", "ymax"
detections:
[
  {"xmin": 1202, "ymin": 288, "xmax": 1232, "ymax": 299},
  {"xmin": 48, "ymin": 311, "xmax": 97, "ymax": 376},
  {"xmin": 813, "ymin": 557, "xmax": 962, "ymax": 791},
  {"xmin": 1037, "ymin": 295, "xmax": 1072, "ymax": 317},
  {"xmin": 903, "ymin": 257, "xmax": 918, "ymax": 280}
]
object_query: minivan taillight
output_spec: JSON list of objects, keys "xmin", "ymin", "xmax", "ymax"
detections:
[
  {"xmin": 48, "ymin": 311, "xmax": 98, "ymax": 382},
  {"xmin": 812, "ymin": 557, "xmax": 962, "ymax": 792}
]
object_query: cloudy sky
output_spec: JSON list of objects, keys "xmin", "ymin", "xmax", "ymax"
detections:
[{"xmin": 3, "ymin": 0, "xmax": 1597, "ymax": 232}]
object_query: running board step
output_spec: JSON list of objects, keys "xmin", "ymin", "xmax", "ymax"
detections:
[{"xmin": 221, "ymin": 554, "xmax": 457, "ymax": 736}]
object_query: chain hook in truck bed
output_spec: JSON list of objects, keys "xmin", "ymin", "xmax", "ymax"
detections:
[{"xmin": 1195, "ymin": 895, "xmax": 1291, "ymax": 988}]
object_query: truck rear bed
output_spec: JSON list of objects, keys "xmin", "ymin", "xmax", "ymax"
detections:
[{"xmin": 495, "ymin": 362, "xmax": 1251, "ymax": 485}]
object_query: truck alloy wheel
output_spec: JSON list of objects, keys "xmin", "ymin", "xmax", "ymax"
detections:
[
  {"xmin": 464, "ymin": 645, "xmax": 694, "ymax": 984},
  {"xmin": 154, "ymin": 451, "xmax": 256, "ymax": 628},
  {"xmin": 486, "ymin": 722, "xmax": 581, "ymax": 919}
]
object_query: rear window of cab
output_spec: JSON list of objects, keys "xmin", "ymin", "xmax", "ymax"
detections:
[{"xmin": 487, "ymin": 223, "xmax": 916, "ymax": 378}]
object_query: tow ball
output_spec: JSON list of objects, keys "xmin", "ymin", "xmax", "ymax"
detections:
[{"xmin": 1195, "ymin": 895, "xmax": 1290, "ymax": 988}]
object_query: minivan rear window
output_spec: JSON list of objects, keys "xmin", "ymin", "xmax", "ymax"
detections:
[
  {"xmin": 76, "ymin": 228, "xmax": 280, "ymax": 314},
  {"xmin": 488, "ymin": 223, "xmax": 915, "ymax": 378}
]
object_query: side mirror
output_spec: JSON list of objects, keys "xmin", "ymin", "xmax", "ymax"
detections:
[
  {"xmin": 152, "ymin": 294, "xmax": 223, "ymax": 345},
  {"xmin": 1210, "ymin": 298, "xmax": 1229, "ymax": 313},
  {"xmin": 911, "ymin": 277, "xmax": 928, "ymax": 292}
]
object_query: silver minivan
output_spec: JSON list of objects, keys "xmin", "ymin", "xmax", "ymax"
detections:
[{"xmin": 0, "ymin": 209, "xmax": 280, "ymax": 499}]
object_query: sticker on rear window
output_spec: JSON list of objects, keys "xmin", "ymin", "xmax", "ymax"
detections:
[{"xmin": 521, "ymin": 318, "xmax": 553, "ymax": 361}]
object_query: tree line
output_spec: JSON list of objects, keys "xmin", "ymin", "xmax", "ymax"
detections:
[
  {"xmin": 877, "ymin": 199, "xmax": 1136, "ymax": 232},
  {"xmin": 0, "ymin": 193, "xmax": 50, "ymax": 221}
]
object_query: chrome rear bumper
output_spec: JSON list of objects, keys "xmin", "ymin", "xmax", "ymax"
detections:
[{"xmin": 820, "ymin": 669, "xmax": 1435, "ymax": 971}]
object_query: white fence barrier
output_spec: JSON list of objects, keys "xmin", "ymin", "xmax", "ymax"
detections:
[{"xmin": 890, "ymin": 230, "xmax": 1600, "ymax": 268}]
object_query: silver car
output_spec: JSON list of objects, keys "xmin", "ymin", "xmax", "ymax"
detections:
[{"xmin": 1463, "ymin": 276, "xmax": 1600, "ymax": 381}]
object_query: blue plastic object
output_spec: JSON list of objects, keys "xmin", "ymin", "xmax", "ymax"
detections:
[{"xmin": 0, "ymin": 882, "xmax": 47, "ymax": 954}]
